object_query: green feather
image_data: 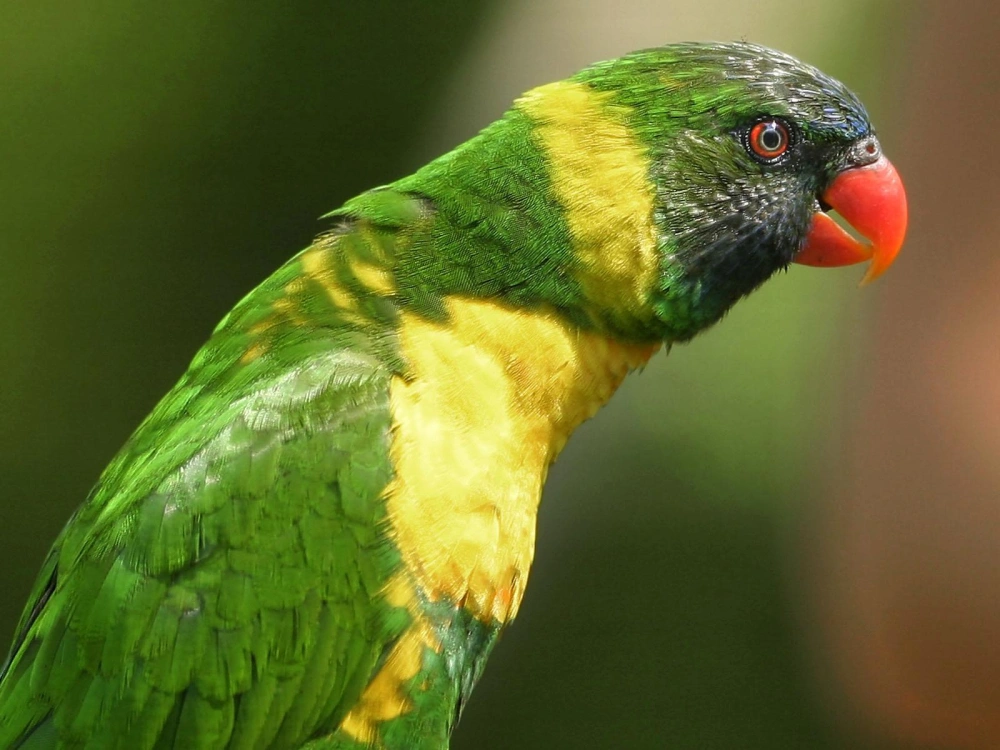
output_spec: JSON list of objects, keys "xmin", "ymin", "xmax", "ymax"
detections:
[{"xmin": 0, "ymin": 42, "xmax": 882, "ymax": 749}]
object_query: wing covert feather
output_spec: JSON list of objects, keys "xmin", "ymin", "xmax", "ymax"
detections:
[{"xmin": 0, "ymin": 342, "xmax": 402, "ymax": 750}]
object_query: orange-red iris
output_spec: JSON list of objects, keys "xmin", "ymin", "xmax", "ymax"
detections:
[{"xmin": 749, "ymin": 120, "xmax": 789, "ymax": 160}]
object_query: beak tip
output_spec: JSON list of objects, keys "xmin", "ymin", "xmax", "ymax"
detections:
[{"xmin": 858, "ymin": 266, "xmax": 879, "ymax": 287}]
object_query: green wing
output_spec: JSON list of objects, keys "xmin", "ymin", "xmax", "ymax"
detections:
[{"xmin": 0, "ymin": 251, "xmax": 405, "ymax": 749}]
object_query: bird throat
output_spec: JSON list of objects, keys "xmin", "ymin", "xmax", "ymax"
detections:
[{"xmin": 385, "ymin": 297, "xmax": 659, "ymax": 624}]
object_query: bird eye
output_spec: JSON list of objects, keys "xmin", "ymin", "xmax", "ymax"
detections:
[{"xmin": 746, "ymin": 118, "xmax": 791, "ymax": 163}]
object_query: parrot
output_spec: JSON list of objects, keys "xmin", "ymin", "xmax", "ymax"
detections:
[{"xmin": 0, "ymin": 42, "xmax": 907, "ymax": 749}]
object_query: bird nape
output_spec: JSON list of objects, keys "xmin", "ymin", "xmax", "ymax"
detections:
[{"xmin": 0, "ymin": 42, "xmax": 906, "ymax": 749}]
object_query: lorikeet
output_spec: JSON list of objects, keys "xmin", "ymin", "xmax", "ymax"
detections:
[{"xmin": 0, "ymin": 42, "xmax": 906, "ymax": 749}]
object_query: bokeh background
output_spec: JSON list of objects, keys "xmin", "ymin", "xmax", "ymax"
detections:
[{"xmin": 1, "ymin": 1, "xmax": 996, "ymax": 748}]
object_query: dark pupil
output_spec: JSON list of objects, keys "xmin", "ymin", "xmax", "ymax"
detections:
[{"xmin": 760, "ymin": 125, "xmax": 782, "ymax": 151}]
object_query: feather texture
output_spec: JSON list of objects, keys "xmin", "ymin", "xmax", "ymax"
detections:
[{"xmin": 0, "ymin": 42, "xmax": 882, "ymax": 748}]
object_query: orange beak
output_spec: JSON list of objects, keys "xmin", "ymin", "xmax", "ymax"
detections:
[{"xmin": 793, "ymin": 155, "xmax": 908, "ymax": 284}]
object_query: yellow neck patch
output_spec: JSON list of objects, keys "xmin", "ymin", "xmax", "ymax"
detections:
[
  {"xmin": 386, "ymin": 298, "xmax": 659, "ymax": 624},
  {"xmin": 517, "ymin": 80, "xmax": 660, "ymax": 326}
]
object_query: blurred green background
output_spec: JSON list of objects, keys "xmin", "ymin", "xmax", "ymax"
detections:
[{"xmin": 3, "ymin": 2, "xmax": 998, "ymax": 748}]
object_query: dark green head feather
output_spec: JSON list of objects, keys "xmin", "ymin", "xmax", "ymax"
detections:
[
  {"xmin": 577, "ymin": 42, "xmax": 877, "ymax": 337},
  {"xmin": 333, "ymin": 42, "xmax": 880, "ymax": 342}
]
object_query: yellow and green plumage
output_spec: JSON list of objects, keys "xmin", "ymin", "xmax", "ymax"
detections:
[{"xmin": 0, "ymin": 42, "xmax": 904, "ymax": 749}]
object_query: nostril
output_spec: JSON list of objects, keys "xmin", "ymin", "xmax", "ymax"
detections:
[{"xmin": 853, "ymin": 138, "xmax": 881, "ymax": 166}]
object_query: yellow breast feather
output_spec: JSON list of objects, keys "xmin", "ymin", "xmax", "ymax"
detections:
[{"xmin": 386, "ymin": 298, "xmax": 659, "ymax": 625}]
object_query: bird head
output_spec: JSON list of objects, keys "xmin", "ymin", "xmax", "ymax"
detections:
[{"xmin": 571, "ymin": 42, "xmax": 908, "ymax": 340}]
